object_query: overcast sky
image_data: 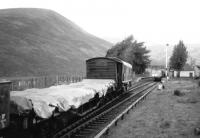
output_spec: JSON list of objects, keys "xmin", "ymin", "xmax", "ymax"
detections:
[{"xmin": 1, "ymin": 0, "xmax": 200, "ymax": 45}]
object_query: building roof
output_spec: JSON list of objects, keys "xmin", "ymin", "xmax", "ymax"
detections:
[
  {"xmin": 149, "ymin": 65, "xmax": 165, "ymax": 70},
  {"xmin": 182, "ymin": 64, "xmax": 194, "ymax": 71}
]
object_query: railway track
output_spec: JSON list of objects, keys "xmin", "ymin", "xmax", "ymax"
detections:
[
  {"xmin": 94, "ymin": 82, "xmax": 157, "ymax": 138},
  {"xmin": 53, "ymin": 80, "xmax": 156, "ymax": 138}
]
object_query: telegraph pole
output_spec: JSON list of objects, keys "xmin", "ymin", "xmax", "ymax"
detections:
[{"xmin": 166, "ymin": 44, "xmax": 169, "ymax": 80}]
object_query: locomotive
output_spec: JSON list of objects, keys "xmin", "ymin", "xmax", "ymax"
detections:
[
  {"xmin": 0, "ymin": 57, "xmax": 133, "ymax": 137},
  {"xmin": 152, "ymin": 70, "xmax": 165, "ymax": 82}
]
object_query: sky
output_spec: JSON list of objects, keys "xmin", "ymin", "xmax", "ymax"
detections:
[{"xmin": 1, "ymin": 0, "xmax": 200, "ymax": 46}]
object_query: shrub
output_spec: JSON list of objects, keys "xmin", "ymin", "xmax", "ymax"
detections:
[
  {"xmin": 160, "ymin": 121, "xmax": 171, "ymax": 129},
  {"xmin": 174, "ymin": 89, "xmax": 183, "ymax": 96},
  {"xmin": 194, "ymin": 127, "xmax": 200, "ymax": 135}
]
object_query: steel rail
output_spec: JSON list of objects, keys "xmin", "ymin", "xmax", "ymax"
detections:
[
  {"xmin": 53, "ymin": 81, "xmax": 152, "ymax": 138},
  {"xmin": 94, "ymin": 83, "xmax": 157, "ymax": 138},
  {"xmin": 58, "ymin": 82, "xmax": 156, "ymax": 138}
]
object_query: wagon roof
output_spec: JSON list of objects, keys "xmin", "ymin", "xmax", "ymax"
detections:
[{"xmin": 86, "ymin": 57, "xmax": 132, "ymax": 68}]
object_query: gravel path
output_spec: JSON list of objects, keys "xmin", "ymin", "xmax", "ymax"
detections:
[{"xmin": 103, "ymin": 79, "xmax": 200, "ymax": 138}]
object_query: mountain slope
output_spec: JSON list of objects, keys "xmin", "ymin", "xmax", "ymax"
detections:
[{"xmin": 0, "ymin": 8, "xmax": 112, "ymax": 77}]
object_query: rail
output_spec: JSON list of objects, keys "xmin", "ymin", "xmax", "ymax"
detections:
[
  {"xmin": 56, "ymin": 81, "xmax": 157, "ymax": 138},
  {"xmin": 94, "ymin": 83, "xmax": 157, "ymax": 138}
]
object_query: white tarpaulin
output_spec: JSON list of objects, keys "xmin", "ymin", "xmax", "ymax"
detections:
[{"xmin": 10, "ymin": 79, "xmax": 115, "ymax": 119}]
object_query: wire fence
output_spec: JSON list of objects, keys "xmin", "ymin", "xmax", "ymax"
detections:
[{"xmin": 8, "ymin": 75, "xmax": 85, "ymax": 91}]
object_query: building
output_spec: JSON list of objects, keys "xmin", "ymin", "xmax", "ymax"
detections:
[
  {"xmin": 194, "ymin": 65, "xmax": 200, "ymax": 78},
  {"xmin": 173, "ymin": 64, "xmax": 194, "ymax": 78}
]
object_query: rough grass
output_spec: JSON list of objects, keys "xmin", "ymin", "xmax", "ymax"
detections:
[
  {"xmin": 177, "ymin": 97, "xmax": 198, "ymax": 104},
  {"xmin": 104, "ymin": 79, "xmax": 200, "ymax": 138},
  {"xmin": 198, "ymin": 80, "xmax": 200, "ymax": 87}
]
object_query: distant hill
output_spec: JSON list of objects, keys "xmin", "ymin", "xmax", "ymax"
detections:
[
  {"xmin": 147, "ymin": 44, "xmax": 200, "ymax": 66},
  {"xmin": 0, "ymin": 8, "xmax": 112, "ymax": 77}
]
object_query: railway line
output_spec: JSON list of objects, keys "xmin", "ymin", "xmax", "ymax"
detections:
[
  {"xmin": 54, "ymin": 81, "xmax": 157, "ymax": 138},
  {"xmin": 0, "ymin": 57, "xmax": 160, "ymax": 138}
]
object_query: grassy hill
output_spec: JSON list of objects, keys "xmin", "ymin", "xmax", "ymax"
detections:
[{"xmin": 0, "ymin": 8, "xmax": 112, "ymax": 77}]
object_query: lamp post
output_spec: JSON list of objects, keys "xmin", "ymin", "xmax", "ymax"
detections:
[{"xmin": 166, "ymin": 44, "xmax": 169, "ymax": 80}]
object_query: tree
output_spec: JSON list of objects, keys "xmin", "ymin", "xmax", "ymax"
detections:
[
  {"xmin": 106, "ymin": 35, "xmax": 133, "ymax": 60},
  {"xmin": 169, "ymin": 40, "xmax": 188, "ymax": 73},
  {"xmin": 131, "ymin": 41, "xmax": 150, "ymax": 74},
  {"xmin": 106, "ymin": 35, "xmax": 150, "ymax": 74}
]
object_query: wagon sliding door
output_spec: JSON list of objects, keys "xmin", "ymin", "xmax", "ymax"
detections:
[{"xmin": 116, "ymin": 63, "xmax": 122, "ymax": 88}]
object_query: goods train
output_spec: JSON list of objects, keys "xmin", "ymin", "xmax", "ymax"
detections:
[{"xmin": 0, "ymin": 57, "xmax": 133, "ymax": 138}]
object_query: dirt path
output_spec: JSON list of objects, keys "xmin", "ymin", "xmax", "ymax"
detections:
[{"xmin": 103, "ymin": 79, "xmax": 200, "ymax": 138}]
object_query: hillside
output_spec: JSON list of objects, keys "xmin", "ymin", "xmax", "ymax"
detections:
[
  {"xmin": 0, "ymin": 8, "xmax": 112, "ymax": 77},
  {"xmin": 147, "ymin": 44, "xmax": 200, "ymax": 66}
]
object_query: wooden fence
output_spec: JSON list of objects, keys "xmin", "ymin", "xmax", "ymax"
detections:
[{"xmin": 9, "ymin": 75, "xmax": 85, "ymax": 91}]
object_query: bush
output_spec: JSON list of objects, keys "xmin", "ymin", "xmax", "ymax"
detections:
[
  {"xmin": 160, "ymin": 121, "xmax": 171, "ymax": 129},
  {"xmin": 174, "ymin": 89, "xmax": 184, "ymax": 96},
  {"xmin": 194, "ymin": 127, "xmax": 200, "ymax": 135}
]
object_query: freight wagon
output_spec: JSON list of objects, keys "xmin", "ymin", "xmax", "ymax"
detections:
[{"xmin": 0, "ymin": 57, "xmax": 133, "ymax": 138}]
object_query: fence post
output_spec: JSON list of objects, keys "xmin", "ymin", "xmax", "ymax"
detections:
[
  {"xmin": 7, "ymin": 74, "xmax": 85, "ymax": 91},
  {"xmin": 44, "ymin": 76, "xmax": 47, "ymax": 88},
  {"xmin": 56, "ymin": 75, "xmax": 58, "ymax": 85}
]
